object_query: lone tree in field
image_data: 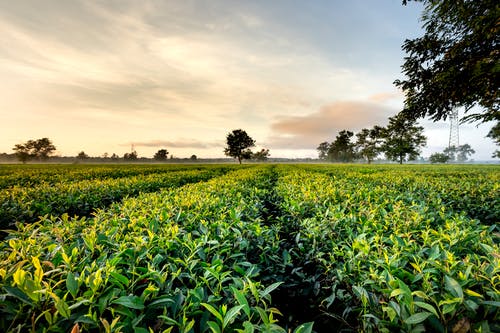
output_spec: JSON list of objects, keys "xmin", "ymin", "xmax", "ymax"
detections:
[
  {"xmin": 154, "ymin": 149, "xmax": 169, "ymax": 161},
  {"xmin": 382, "ymin": 113, "xmax": 427, "ymax": 164},
  {"xmin": 13, "ymin": 138, "xmax": 56, "ymax": 163},
  {"xmin": 395, "ymin": 0, "xmax": 499, "ymax": 155},
  {"xmin": 224, "ymin": 129, "xmax": 255, "ymax": 164}
]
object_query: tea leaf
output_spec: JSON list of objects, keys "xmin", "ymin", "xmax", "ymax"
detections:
[
  {"xmin": 444, "ymin": 276, "xmax": 463, "ymax": 299},
  {"xmin": 66, "ymin": 272, "xmax": 78, "ymax": 298},
  {"xmin": 293, "ymin": 322, "xmax": 314, "ymax": 333},
  {"xmin": 404, "ymin": 312, "xmax": 432, "ymax": 324},
  {"xmin": 112, "ymin": 295, "xmax": 145, "ymax": 310}
]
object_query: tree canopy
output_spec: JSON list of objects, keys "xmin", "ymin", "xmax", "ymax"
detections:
[
  {"xmin": 154, "ymin": 149, "xmax": 169, "ymax": 161},
  {"xmin": 328, "ymin": 130, "xmax": 356, "ymax": 162},
  {"xmin": 395, "ymin": 0, "xmax": 499, "ymax": 123},
  {"xmin": 224, "ymin": 129, "xmax": 255, "ymax": 164},
  {"xmin": 252, "ymin": 148, "xmax": 270, "ymax": 162},
  {"xmin": 13, "ymin": 138, "xmax": 56, "ymax": 163},
  {"xmin": 355, "ymin": 126, "xmax": 384, "ymax": 164},
  {"xmin": 382, "ymin": 113, "xmax": 427, "ymax": 164}
]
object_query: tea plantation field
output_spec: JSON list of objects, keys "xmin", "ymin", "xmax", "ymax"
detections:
[{"xmin": 0, "ymin": 164, "xmax": 498, "ymax": 332}]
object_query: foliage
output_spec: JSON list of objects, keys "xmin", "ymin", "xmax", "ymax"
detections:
[
  {"xmin": 12, "ymin": 138, "xmax": 56, "ymax": 163},
  {"xmin": 224, "ymin": 129, "xmax": 256, "ymax": 164},
  {"xmin": 0, "ymin": 165, "xmax": 232, "ymax": 229},
  {"xmin": 77, "ymin": 151, "xmax": 89, "ymax": 160},
  {"xmin": 252, "ymin": 149, "xmax": 270, "ymax": 161},
  {"xmin": 316, "ymin": 142, "xmax": 330, "ymax": 160},
  {"xmin": 153, "ymin": 149, "xmax": 169, "ymax": 161},
  {"xmin": 444, "ymin": 144, "xmax": 475, "ymax": 162},
  {"xmin": 487, "ymin": 122, "xmax": 500, "ymax": 158},
  {"xmin": 395, "ymin": 0, "xmax": 499, "ymax": 124},
  {"xmin": 355, "ymin": 126, "xmax": 384, "ymax": 164},
  {"xmin": 0, "ymin": 164, "xmax": 498, "ymax": 332},
  {"xmin": 327, "ymin": 130, "xmax": 356, "ymax": 162},
  {"xmin": 429, "ymin": 152, "xmax": 450, "ymax": 163},
  {"xmin": 123, "ymin": 151, "xmax": 138, "ymax": 160},
  {"xmin": 382, "ymin": 113, "xmax": 427, "ymax": 164}
]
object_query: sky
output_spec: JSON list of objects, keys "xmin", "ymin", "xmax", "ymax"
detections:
[{"xmin": 0, "ymin": 0, "xmax": 497, "ymax": 160}]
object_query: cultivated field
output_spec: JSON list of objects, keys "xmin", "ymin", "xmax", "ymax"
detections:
[{"xmin": 0, "ymin": 164, "xmax": 498, "ymax": 332}]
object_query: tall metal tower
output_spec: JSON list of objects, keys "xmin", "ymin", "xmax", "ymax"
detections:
[{"xmin": 448, "ymin": 109, "xmax": 459, "ymax": 148}]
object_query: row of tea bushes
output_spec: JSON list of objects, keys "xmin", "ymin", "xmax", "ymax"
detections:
[
  {"xmin": 0, "ymin": 167, "xmax": 231, "ymax": 229},
  {"xmin": 0, "ymin": 166, "xmax": 312, "ymax": 333},
  {"xmin": 271, "ymin": 166, "xmax": 499, "ymax": 332},
  {"xmin": 0, "ymin": 164, "xmax": 230, "ymax": 190}
]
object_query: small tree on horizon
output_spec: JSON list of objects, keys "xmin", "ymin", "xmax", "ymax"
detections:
[
  {"xmin": 124, "ymin": 151, "xmax": 138, "ymax": 160},
  {"xmin": 77, "ymin": 151, "xmax": 89, "ymax": 159},
  {"xmin": 224, "ymin": 129, "xmax": 255, "ymax": 164},
  {"xmin": 429, "ymin": 152, "xmax": 450, "ymax": 164},
  {"xmin": 154, "ymin": 149, "xmax": 169, "ymax": 161},
  {"xmin": 13, "ymin": 138, "xmax": 56, "ymax": 163}
]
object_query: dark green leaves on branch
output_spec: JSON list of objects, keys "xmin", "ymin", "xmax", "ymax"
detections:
[{"xmin": 395, "ymin": 0, "xmax": 499, "ymax": 123}]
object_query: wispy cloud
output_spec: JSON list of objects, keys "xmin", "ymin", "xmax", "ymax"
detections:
[
  {"xmin": 268, "ymin": 100, "xmax": 396, "ymax": 149},
  {"xmin": 127, "ymin": 139, "xmax": 221, "ymax": 149}
]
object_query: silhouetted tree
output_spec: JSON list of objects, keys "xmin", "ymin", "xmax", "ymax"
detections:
[
  {"xmin": 317, "ymin": 142, "xmax": 330, "ymax": 160},
  {"xmin": 328, "ymin": 130, "xmax": 356, "ymax": 162},
  {"xmin": 110, "ymin": 153, "xmax": 119, "ymax": 160},
  {"xmin": 154, "ymin": 149, "xmax": 169, "ymax": 160},
  {"xmin": 190, "ymin": 154, "xmax": 197, "ymax": 160},
  {"xmin": 13, "ymin": 138, "xmax": 56, "ymax": 163},
  {"xmin": 252, "ymin": 148, "xmax": 270, "ymax": 161},
  {"xmin": 77, "ymin": 151, "xmax": 89, "ymax": 159},
  {"xmin": 124, "ymin": 151, "xmax": 138, "ymax": 160},
  {"xmin": 382, "ymin": 113, "xmax": 427, "ymax": 164},
  {"xmin": 224, "ymin": 129, "xmax": 255, "ymax": 164},
  {"xmin": 355, "ymin": 126, "xmax": 383, "ymax": 164},
  {"xmin": 12, "ymin": 145, "xmax": 31, "ymax": 163}
]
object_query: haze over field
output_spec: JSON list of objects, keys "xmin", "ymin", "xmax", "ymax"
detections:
[{"xmin": 1, "ymin": 0, "xmax": 497, "ymax": 160}]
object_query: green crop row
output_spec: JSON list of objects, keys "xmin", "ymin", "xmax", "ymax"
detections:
[
  {"xmin": 0, "ymin": 164, "xmax": 226, "ymax": 190},
  {"xmin": 268, "ymin": 166, "xmax": 499, "ymax": 332},
  {"xmin": 302, "ymin": 164, "xmax": 499, "ymax": 225},
  {"xmin": 0, "ymin": 167, "xmax": 233, "ymax": 230},
  {"xmin": 0, "ymin": 164, "xmax": 498, "ymax": 332},
  {"xmin": 0, "ymin": 166, "xmax": 313, "ymax": 333}
]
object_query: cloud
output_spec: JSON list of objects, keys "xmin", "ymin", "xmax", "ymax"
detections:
[
  {"xmin": 128, "ymin": 139, "xmax": 221, "ymax": 149},
  {"xmin": 368, "ymin": 91, "xmax": 402, "ymax": 103},
  {"xmin": 268, "ymin": 100, "xmax": 396, "ymax": 149}
]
